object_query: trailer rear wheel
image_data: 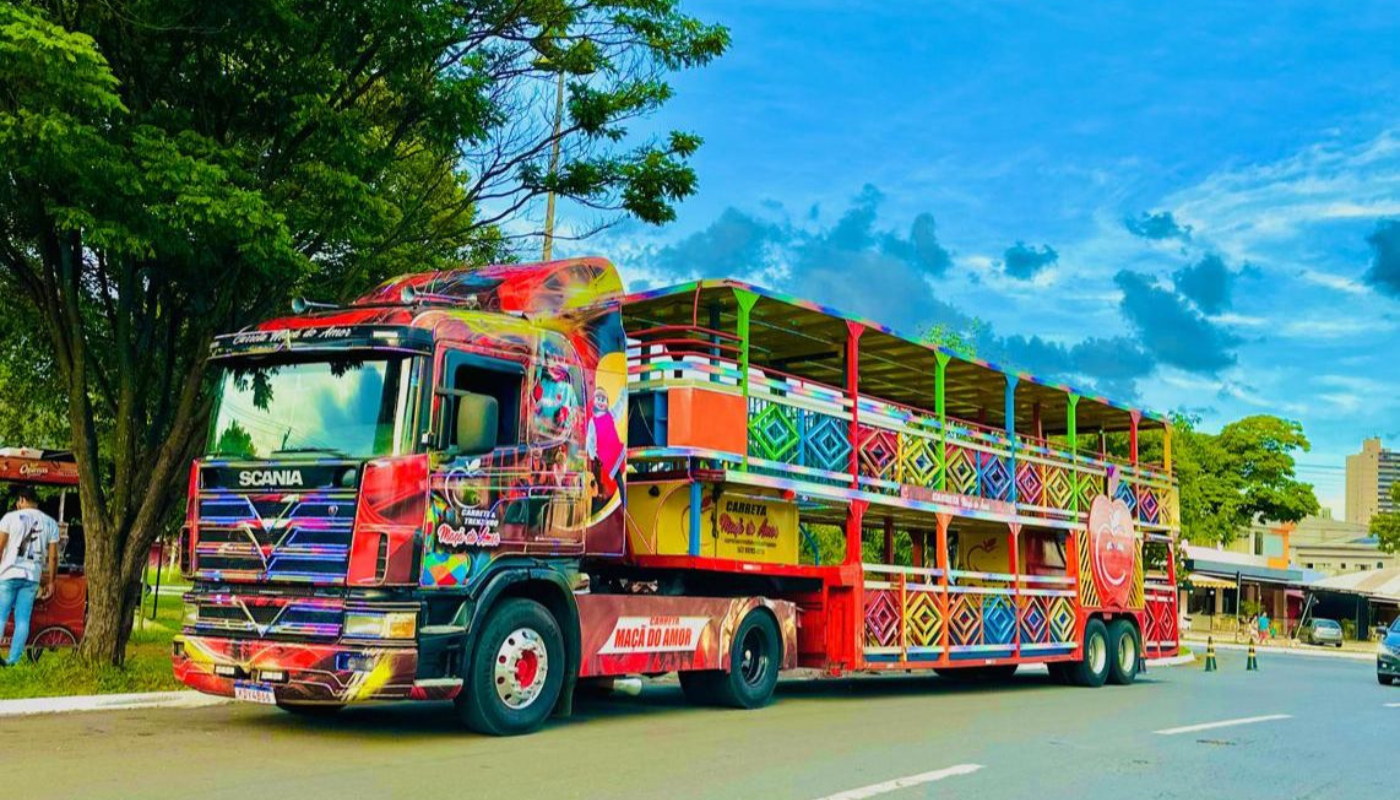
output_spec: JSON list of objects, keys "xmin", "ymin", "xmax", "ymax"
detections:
[
  {"xmin": 1106, "ymin": 619, "xmax": 1140, "ymax": 685},
  {"xmin": 457, "ymin": 598, "xmax": 565, "ymax": 736},
  {"xmin": 1068, "ymin": 618, "xmax": 1110, "ymax": 687},
  {"xmin": 679, "ymin": 610, "xmax": 781, "ymax": 709}
]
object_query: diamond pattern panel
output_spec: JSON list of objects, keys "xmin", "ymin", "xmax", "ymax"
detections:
[
  {"xmin": 804, "ymin": 412, "xmax": 851, "ymax": 474},
  {"xmin": 748, "ymin": 399, "xmax": 801, "ymax": 463},
  {"xmin": 981, "ymin": 454, "xmax": 1012, "ymax": 501},
  {"xmin": 1114, "ymin": 476, "xmax": 1138, "ymax": 517},
  {"xmin": 858, "ymin": 425, "xmax": 900, "ymax": 482},
  {"xmin": 1077, "ymin": 473, "xmax": 1102, "ymax": 511},
  {"xmin": 1019, "ymin": 597, "xmax": 1049, "ymax": 644},
  {"xmin": 864, "ymin": 589, "xmax": 899, "ymax": 648},
  {"xmin": 904, "ymin": 591, "xmax": 945, "ymax": 648},
  {"xmin": 948, "ymin": 594, "xmax": 982, "ymax": 647},
  {"xmin": 982, "ymin": 595, "xmax": 1015, "ymax": 645},
  {"xmin": 1076, "ymin": 530, "xmax": 1101, "ymax": 608},
  {"xmin": 899, "ymin": 434, "xmax": 942, "ymax": 489},
  {"xmin": 1044, "ymin": 465, "xmax": 1074, "ymax": 511},
  {"xmin": 1138, "ymin": 485, "xmax": 1161, "ymax": 525},
  {"xmin": 1016, "ymin": 462, "xmax": 1043, "ymax": 506},
  {"xmin": 946, "ymin": 446, "xmax": 978, "ymax": 496},
  {"xmin": 1049, "ymin": 597, "xmax": 1076, "ymax": 643}
]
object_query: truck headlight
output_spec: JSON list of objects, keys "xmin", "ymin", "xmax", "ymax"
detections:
[
  {"xmin": 182, "ymin": 602, "xmax": 199, "ymax": 627},
  {"xmin": 343, "ymin": 611, "xmax": 417, "ymax": 640}
]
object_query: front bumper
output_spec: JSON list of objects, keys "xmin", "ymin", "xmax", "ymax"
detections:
[
  {"xmin": 173, "ymin": 635, "xmax": 461, "ymax": 705},
  {"xmin": 1379, "ymin": 651, "xmax": 1400, "ymax": 678}
]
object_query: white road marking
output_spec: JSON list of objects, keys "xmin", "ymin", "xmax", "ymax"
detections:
[
  {"xmin": 1154, "ymin": 714, "xmax": 1292, "ymax": 736},
  {"xmin": 1385, "ymin": 702, "xmax": 1400, "ymax": 708},
  {"xmin": 808, "ymin": 764, "xmax": 983, "ymax": 800}
]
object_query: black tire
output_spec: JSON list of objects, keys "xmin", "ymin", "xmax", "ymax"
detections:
[
  {"xmin": 680, "ymin": 610, "xmax": 781, "ymax": 709},
  {"xmin": 1069, "ymin": 618, "xmax": 1110, "ymax": 688},
  {"xmin": 1106, "ymin": 619, "xmax": 1140, "ymax": 686},
  {"xmin": 456, "ymin": 598, "xmax": 565, "ymax": 736},
  {"xmin": 1334, "ymin": 642, "xmax": 1343, "ymax": 649},
  {"xmin": 1378, "ymin": 674, "xmax": 1393, "ymax": 686},
  {"xmin": 276, "ymin": 701, "xmax": 344, "ymax": 717}
]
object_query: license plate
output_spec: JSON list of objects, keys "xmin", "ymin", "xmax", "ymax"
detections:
[{"xmin": 233, "ymin": 681, "xmax": 277, "ymax": 705}]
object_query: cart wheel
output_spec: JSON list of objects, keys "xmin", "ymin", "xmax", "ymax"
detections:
[{"xmin": 26, "ymin": 626, "xmax": 79, "ymax": 664}]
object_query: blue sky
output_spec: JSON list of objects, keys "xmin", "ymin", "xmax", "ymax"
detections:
[{"xmin": 561, "ymin": 0, "xmax": 1400, "ymax": 515}]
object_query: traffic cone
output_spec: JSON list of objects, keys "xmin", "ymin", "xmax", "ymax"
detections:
[
  {"xmin": 1204, "ymin": 637, "xmax": 1217, "ymax": 672},
  {"xmin": 1138, "ymin": 640, "xmax": 1148, "ymax": 674},
  {"xmin": 1246, "ymin": 642, "xmax": 1258, "ymax": 671}
]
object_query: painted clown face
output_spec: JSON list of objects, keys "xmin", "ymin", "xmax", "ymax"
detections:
[{"xmin": 1087, "ymin": 493, "xmax": 1136, "ymax": 608}]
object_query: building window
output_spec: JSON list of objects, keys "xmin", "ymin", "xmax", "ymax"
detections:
[
  {"xmin": 1380, "ymin": 562, "xmax": 1386, "ymax": 569},
  {"xmin": 1340, "ymin": 563, "xmax": 1347, "ymax": 569},
  {"xmin": 1305, "ymin": 563, "xmax": 1314, "ymax": 569}
]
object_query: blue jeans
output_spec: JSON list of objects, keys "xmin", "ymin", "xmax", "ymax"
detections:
[{"xmin": 0, "ymin": 578, "xmax": 39, "ymax": 666}]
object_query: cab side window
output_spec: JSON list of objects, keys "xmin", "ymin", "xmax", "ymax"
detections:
[{"xmin": 442, "ymin": 353, "xmax": 523, "ymax": 449}]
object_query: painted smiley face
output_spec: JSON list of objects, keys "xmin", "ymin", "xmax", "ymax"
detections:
[{"xmin": 1087, "ymin": 493, "xmax": 1136, "ymax": 608}]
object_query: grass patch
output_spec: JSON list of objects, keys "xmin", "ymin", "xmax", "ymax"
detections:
[{"xmin": 0, "ymin": 596, "xmax": 185, "ymax": 700}]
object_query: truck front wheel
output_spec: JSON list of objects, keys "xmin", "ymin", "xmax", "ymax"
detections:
[
  {"xmin": 679, "ymin": 610, "xmax": 781, "ymax": 709},
  {"xmin": 457, "ymin": 598, "xmax": 565, "ymax": 736}
]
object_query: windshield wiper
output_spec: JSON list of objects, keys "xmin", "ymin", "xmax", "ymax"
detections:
[{"xmin": 270, "ymin": 446, "xmax": 349, "ymax": 458}]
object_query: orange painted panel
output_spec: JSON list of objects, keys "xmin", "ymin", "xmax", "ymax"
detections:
[{"xmin": 667, "ymin": 388, "xmax": 747, "ymax": 453}]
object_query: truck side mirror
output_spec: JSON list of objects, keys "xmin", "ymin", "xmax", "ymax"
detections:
[{"xmin": 454, "ymin": 392, "xmax": 498, "ymax": 456}]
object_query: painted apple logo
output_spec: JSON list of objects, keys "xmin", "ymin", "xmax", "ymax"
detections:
[{"xmin": 1086, "ymin": 475, "xmax": 1137, "ymax": 608}]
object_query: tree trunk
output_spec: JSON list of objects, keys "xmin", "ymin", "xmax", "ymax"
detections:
[{"xmin": 80, "ymin": 547, "xmax": 141, "ymax": 666}]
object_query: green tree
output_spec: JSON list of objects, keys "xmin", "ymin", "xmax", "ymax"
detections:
[
  {"xmin": 0, "ymin": 1, "xmax": 727, "ymax": 664},
  {"xmin": 1135, "ymin": 415, "xmax": 1320, "ymax": 545},
  {"xmin": 920, "ymin": 318, "xmax": 988, "ymax": 360},
  {"xmin": 1371, "ymin": 484, "xmax": 1400, "ymax": 554}
]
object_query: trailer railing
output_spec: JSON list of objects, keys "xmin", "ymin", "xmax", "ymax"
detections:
[
  {"xmin": 628, "ymin": 331, "xmax": 1178, "ymax": 533},
  {"xmin": 861, "ymin": 564, "xmax": 1078, "ymax": 663}
]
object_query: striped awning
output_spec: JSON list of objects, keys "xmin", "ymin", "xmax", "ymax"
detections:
[{"xmin": 1187, "ymin": 573, "xmax": 1237, "ymax": 589}]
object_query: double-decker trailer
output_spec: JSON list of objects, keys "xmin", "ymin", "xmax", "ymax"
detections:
[{"xmin": 174, "ymin": 258, "xmax": 1180, "ymax": 735}]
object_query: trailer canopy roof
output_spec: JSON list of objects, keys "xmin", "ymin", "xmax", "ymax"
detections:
[{"xmin": 621, "ymin": 280, "xmax": 1166, "ymax": 436}]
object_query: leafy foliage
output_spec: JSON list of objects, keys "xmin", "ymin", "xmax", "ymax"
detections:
[
  {"xmin": 1371, "ymin": 484, "xmax": 1400, "ymax": 554},
  {"xmin": 1134, "ymin": 415, "xmax": 1319, "ymax": 545},
  {"xmin": 0, "ymin": 0, "xmax": 727, "ymax": 663}
]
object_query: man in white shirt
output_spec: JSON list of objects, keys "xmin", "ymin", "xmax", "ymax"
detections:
[{"xmin": 0, "ymin": 486, "xmax": 60, "ymax": 667}]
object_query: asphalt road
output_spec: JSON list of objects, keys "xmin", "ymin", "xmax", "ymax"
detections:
[{"xmin": 5, "ymin": 650, "xmax": 1395, "ymax": 800}]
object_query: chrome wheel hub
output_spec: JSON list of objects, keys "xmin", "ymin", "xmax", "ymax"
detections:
[
  {"xmin": 1088, "ymin": 633, "xmax": 1107, "ymax": 675},
  {"xmin": 1118, "ymin": 633, "xmax": 1137, "ymax": 673},
  {"xmin": 494, "ymin": 627, "xmax": 549, "ymax": 710}
]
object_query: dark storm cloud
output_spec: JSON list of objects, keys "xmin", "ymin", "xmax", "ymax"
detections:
[
  {"xmin": 650, "ymin": 207, "xmax": 783, "ymax": 278},
  {"xmin": 1001, "ymin": 241, "xmax": 1059, "ymax": 280},
  {"xmin": 628, "ymin": 186, "xmax": 1168, "ymax": 399},
  {"xmin": 1124, "ymin": 210, "xmax": 1192, "ymax": 241},
  {"xmin": 1363, "ymin": 218, "xmax": 1400, "ymax": 298},
  {"xmin": 1114, "ymin": 269, "xmax": 1240, "ymax": 373},
  {"xmin": 1172, "ymin": 254, "xmax": 1235, "ymax": 314}
]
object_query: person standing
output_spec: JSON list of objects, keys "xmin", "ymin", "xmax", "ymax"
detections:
[{"xmin": 0, "ymin": 486, "xmax": 60, "ymax": 667}]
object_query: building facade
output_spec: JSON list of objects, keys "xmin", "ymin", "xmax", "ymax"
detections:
[{"xmin": 1345, "ymin": 437, "xmax": 1399, "ymax": 526}]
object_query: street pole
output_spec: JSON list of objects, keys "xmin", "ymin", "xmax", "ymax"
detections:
[{"xmin": 542, "ymin": 70, "xmax": 565, "ymax": 261}]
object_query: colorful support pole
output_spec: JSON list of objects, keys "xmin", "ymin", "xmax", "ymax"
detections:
[
  {"xmin": 846, "ymin": 322, "xmax": 865, "ymax": 489},
  {"xmin": 935, "ymin": 351, "xmax": 951, "ymax": 491},
  {"xmin": 734, "ymin": 288, "xmax": 759, "ymax": 471},
  {"xmin": 688, "ymin": 478, "xmax": 703, "ymax": 557},
  {"xmin": 1008, "ymin": 522, "xmax": 1022, "ymax": 657},
  {"xmin": 935, "ymin": 513, "xmax": 952, "ymax": 664},
  {"xmin": 1005, "ymin": 375, "xmax": 1019, "ymax": 504},
  {"xmin": 883, "ymin": 517, "xmax": 895, "ymax": 564},
  {"xmin": 1067, "ymin": 393, "xmax": 1080, "ymax": 517},
  {"xmin": 1129, "ymin": 410, "xmax": 1141, "ymax": 466},
  {"xmin": 1163, "ymin": 423, "xmax": 1173, "ymax": 473}
]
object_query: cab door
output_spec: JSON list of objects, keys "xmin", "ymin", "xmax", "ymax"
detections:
[{"xmin": 524, "ymin": 331, "xmax": 588, "ymax": 550}]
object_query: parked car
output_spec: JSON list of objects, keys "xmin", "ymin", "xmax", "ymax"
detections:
[
  {"xmin": 1380, "ymin": 620, "xmax": 1400, "ymax": 686},
  {"xmin": 1299, "ymin": 618, "xmax": 1344, "ymax": 647}
]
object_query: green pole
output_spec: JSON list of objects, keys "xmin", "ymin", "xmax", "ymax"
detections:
[
  {"xmin": 734, "ymin": 288, "xmax": 759, "ymax": 471},
  {"xmin": 935, "ymin": 352, "xmax": 950, "ymax": 491}
]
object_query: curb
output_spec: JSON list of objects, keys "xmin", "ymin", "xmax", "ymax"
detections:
[
  {"xmin": 0, "ymin": 691, "xmax": 228, "ymax": 718},
  {"xmin": 1146, "ymin": 653, "xmax": 1195, "ymax": 668},
  {"xmin": 1182, "ymin": 638, "xmax": 1375, "ymax": 663}
]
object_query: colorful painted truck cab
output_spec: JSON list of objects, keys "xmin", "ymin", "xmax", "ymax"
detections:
[{"xmin": 174, "ymin": 258, "xmax": 1180, "ymax": 735}]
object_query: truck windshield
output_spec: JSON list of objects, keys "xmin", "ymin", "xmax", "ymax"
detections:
[{"xmin": 208, "ymin": 356, "xmax": 413, "ymax": 459}]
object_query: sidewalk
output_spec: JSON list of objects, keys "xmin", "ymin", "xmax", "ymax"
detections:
[
  {"xmin": 1182, "ymin": 633, "xmax": 1376, "ymax": 663},
  {"xmin": 0, "ymin": 691, "xmax": 227, "ymax": 718}
]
